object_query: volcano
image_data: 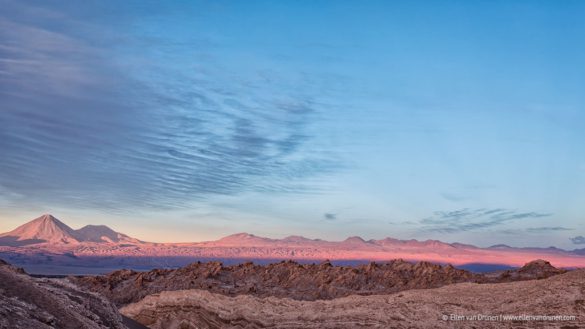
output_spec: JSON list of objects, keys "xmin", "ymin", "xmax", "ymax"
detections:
[
  {"xmin": 0, "ymin": 214, "xmax": 140, "ymax": 246},
  {"xmin": 0, "ymin": 214, "xmax": 78, "ymax": 245}
]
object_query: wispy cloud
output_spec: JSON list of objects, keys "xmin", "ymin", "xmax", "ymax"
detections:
[
  {"xmin": 420, "ymin": 208, "xmax": 552, "ymax": 233},
  {"xmin": 498, "ymin": 227, "xmax": 573, "ymax": 234},
  {"xmin": 570, "ymin": 236, "xmax": 585, "ymax": 244},
  {"xmin": 525, "ymin": 227, "xmax": 573, "ymax": 233},
  {"xmin": 0, "ymin": 2, "xmax": 341, "ymax": 212},
  {"xmin": 439, "ymin": 192, "xmax": 468, "ymax": 202}
]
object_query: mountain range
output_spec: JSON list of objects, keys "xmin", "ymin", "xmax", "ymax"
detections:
[
  {"xmin": 1, "ymin": 214, "xmax": 585, "ymax": 272},
  {"xmin": 0, "ymin": 214, "xmax": 141, "ymax": 246}
]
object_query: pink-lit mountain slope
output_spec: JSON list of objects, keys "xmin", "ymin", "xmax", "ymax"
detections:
[
  {"xmin": 0, "ymin": 214, "xmax": 79, "ymax": 245},
  {"xmin": 0, "ymin": 214, "xmax": 141, "ymax": 246},
  {"xmin": 74, "ymin": 225, "xmax": 141, "ymax": 244},
  {"xmin": 1, "ymin": 214, "xmax": 585, "ymax": 268}
]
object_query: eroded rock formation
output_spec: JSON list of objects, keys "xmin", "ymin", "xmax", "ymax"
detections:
[
  {"xmin": 75, "ymin": 258, "xmax": 565, "ymax": 307},
  {"xmin": 119, "ymin": 269, "xmax": 585, "ymax": 329},
  {"xmin": 0, "ymin": 259, "xmax": 132, "ymax": 329}
]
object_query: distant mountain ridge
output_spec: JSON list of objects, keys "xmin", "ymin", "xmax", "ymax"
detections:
[
  {"xmin": 1, "ymin": 214, "xmax": 577, "ymax": 252},
  {"xmin": 1, "ymin": 214, "xmax": 585, "ymax": 269},
  {"xmin": 0, "ymin": 214, "xmax": 141, "ymax": 246}
]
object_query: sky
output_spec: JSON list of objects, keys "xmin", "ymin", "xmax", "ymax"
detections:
[{"xmin": 1, "ymin": 0, "xmax": 584, "ymax": 248}]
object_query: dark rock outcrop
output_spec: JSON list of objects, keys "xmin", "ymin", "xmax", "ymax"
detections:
[
  {"xmin": 75, "ymin": 259, "xmax": 479, "ymax": 306},
  {"xmin": 480, "ymin": 259, "xmax": 568, "ymax": 283},
  {"xmin": 76, "ymin": 259, "xmax": 569, "ymax": 307},
  {"xmin": 0, "ymin": 259, "xmax": 130, "ymax": 329}
]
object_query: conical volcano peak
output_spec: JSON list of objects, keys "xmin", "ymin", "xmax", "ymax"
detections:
[
  {"xmin": 0, "ymin": 214, "xmax": 78, "ymax": 245},
  {"xmin": 30, "ymin": 214, "xmax": 73, "ymax": 232},
  {"xmin": 0, "ymin": 214, "xmax": 143, "ymax": 246},
  {"xmin": 37, "ymin": 213, "xmax": 61, "ymax": 223}
]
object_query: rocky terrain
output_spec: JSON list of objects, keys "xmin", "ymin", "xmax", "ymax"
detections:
[
  {"xmin": 483, "ymin": 259, "xmax": 567, "ymax": 282},
  {"xmin": 75, "ymin": 258, "xmax": 565, "ymax": 306},
  {"xmin": 74, "ymin": 259, "xmax": 475, "ymax": 305},
  {"xmin": 0, "ymin": 259, "xmax": 137, "ymax": 329},
  {"xmin": 119, "ymin": 268, "xmax": 585, "ymax": 329},
  {"xmin": 0, "ymin": 251, "xmax": 577, "ymax": 329}
]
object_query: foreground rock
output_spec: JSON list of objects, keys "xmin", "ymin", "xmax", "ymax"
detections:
[
  {"xmin": 75, "ymin": 259, "xmax": 565, "ymax": 306},
  {"xmin": 120, "ymin": 269, "xmax": 585, "ymax": 329},
  {"xmin": 0, "ymin": 259, "xmax": 130, "ymax": 329}
]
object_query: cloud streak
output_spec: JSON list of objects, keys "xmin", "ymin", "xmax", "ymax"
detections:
[
  {"xmin": 570, "ymin": 236, "xmax": 585, "ymax": 245},
  {"xmin": 525, "ymin": 227, "xmax": 573, "ymax": 233},
  {"xmin": 420, "ymin": 208, "xmax": 552, "ymax": 233}
]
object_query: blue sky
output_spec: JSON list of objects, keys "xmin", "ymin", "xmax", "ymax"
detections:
[{"xmin": 1, "ymin": 0, "xmax": 584, "ymax": 248}]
